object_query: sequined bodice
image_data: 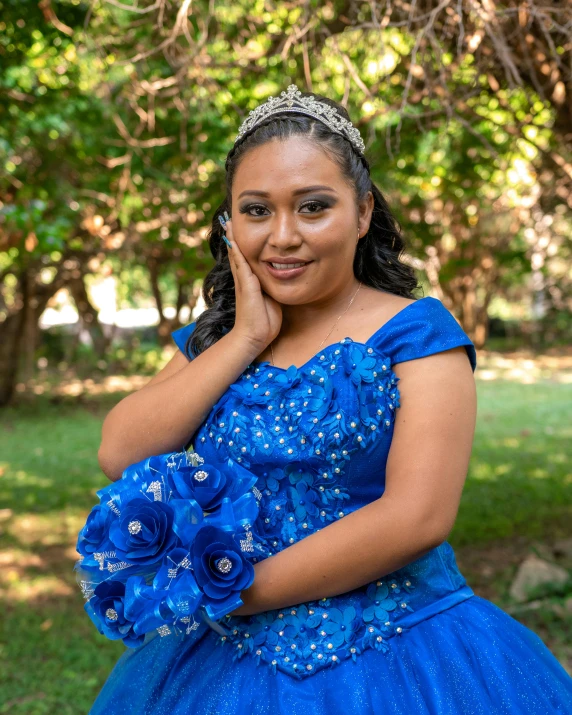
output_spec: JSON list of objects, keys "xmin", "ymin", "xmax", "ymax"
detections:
[{"xmin": 190, "ymin": 333, "xmax": 475, "ymax": 679}]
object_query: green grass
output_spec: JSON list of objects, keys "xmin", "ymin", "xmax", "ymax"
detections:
[
  {"xmin": 0, "ymin": 394, "xmax": 125, "ymax": 714},
  {"xmin": 452, "ymin": 381, "xmax": 572, "ymax": 547},
  {"xmin": 0, "ymin": 381, "xmax": 570, "ymax": 712}
]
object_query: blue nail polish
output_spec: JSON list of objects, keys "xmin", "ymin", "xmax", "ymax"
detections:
[
  {"xmin": 218, "ymin": 215, "xmax": 227, "ymax": 229},
  {"xmin": 222, "ymin": 235, "xmax": 232, "ymax": 249},
  {"xmin": 223, "ymin": 210, "xmax": 230, "ymax": 222}
]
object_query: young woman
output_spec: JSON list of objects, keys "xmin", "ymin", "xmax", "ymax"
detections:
[{"xmin": 91, "ymin": 86, "xmax": 572, "ymax": 713}]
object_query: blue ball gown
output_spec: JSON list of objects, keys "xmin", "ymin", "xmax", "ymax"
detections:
[{"xmin": 89, "ymin": 297, "xmax": 572, "ymax": 714}]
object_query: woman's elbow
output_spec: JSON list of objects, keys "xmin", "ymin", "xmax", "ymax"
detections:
[
  {"xmin": 420, "ymin": 509, "xmax": 458, "ymax": 550},
  {"xmin": 97, "ymin": 445, "xmax": 123, "ymax": 482}
]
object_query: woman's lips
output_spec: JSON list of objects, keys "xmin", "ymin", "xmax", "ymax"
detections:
[{"xmin": 264, "ymin": 261, "xmax": 313, "ymax": 280}]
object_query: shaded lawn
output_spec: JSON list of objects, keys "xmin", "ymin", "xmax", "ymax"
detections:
[
  {"xmin": 0, "ymin": 381, "xmax": 570, "ymax": 713},
  {"xmin": 453, "ymin": 380, "xmax": 572, "ymax": 547}
]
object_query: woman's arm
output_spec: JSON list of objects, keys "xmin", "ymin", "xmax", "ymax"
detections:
[
  {"xmin": 230, "ymin": 346, "xmax": 477, "ymax": 616},
  {"xmin": 97, "ymin": 330, "xmax": 262, "ymax": 482},
  {"xmin": 98, "ymin": 217, "xmax": 283, "ymax": 482}
]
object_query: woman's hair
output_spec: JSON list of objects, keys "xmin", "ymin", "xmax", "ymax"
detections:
[{"xmin": 183, "ymin": 91, "xmax": 420, "ymax": 359}]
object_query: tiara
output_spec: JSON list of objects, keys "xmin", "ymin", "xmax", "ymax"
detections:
[{"xmin": 234, "ymin": 84, "xmax": 366, "ymax": 155}]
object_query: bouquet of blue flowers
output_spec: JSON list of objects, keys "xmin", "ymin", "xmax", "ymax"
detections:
[{"xmin": 74, "ymin": 449, "xmax": 269, "ymax": 648}]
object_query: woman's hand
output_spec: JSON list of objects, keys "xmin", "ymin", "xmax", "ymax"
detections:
[{"xmin": 224, "ymin": 216, "xmax": 282, "ymax": 353}]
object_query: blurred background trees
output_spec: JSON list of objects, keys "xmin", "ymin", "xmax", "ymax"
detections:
[{"xmin": 1, "ymin": 0, "xmax": 571, "ymax": 405}]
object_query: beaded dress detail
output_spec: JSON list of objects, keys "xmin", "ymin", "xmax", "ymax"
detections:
[{"xmin": 89, "ymin": 298, "xmax": 572, "ymax": 715}]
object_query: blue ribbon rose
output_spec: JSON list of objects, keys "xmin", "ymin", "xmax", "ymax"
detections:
[
  {"xmin": 171, "ymin": 461, "xmax": 257, "ymax": 512},
  {"xmin": 109, "ymin": 498, "xmax": 179, "ymax": 566},
  {"xmin": 190, "ymin": 525, "xmax": 254, "ymax": 620},
  {"xmin": 85, "ymin": 580, "xmax": 143, "ymax": 648},
  {"xmin": 77, "ymin": 503, "xmax": 114, "ymax": 558},
  {"xmin": 172, "ymin": 464, "xmax": 232, "ymax": 511}
]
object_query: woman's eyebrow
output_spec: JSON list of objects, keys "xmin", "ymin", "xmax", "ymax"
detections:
[{"xmin": 238, "ymin": 185, "xmax": 337, "ymax": 199}]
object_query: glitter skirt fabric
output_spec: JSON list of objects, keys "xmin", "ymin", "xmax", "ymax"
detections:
[{"xmin": 90, "ymin": 595, "xmax": 572, "ymax": 714}]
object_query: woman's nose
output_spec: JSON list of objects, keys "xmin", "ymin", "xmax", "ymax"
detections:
[{"xmin": 269, "ymin": 211, "xmax": 302, "ymax": 246}]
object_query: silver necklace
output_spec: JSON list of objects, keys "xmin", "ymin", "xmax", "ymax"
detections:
[{"xmin": 270, "ymin": 282, "xmax": 363, "ymax": 367}]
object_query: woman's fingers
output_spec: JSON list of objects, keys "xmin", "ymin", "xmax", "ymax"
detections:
[
  {"xmin": 224, "ymin": 220, "xmax": 250, "ymax": 296},
  {"xmin": 224, "ymin": 219, "xmax": 253, "ymax": 286},
  {"xmin": 224, "ymin": 216, "xmax": 234, "ymax": 248},
  {"xmin": 222, "ymin": 218, "xmax": 240, "ymax": 286}
]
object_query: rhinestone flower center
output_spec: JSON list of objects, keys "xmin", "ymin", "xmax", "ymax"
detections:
[
  {"xmin": 193, "ymin": 470, "xmax": 209, "ymax": 482},
  {"xmin": 105, "ymin": 608, "xmax": 118, "ymax": 621},
  {"xmin": 128, "ymin": 519, "xmax": 142, "ymax": 535},
  {"xmin": 215, "ymin": 556, "xmax": 233, "ymax": 573}
]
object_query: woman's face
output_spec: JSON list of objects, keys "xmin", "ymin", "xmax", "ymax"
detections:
[{"xmin": 230, "ymin": 135, "xmax": 373, "ymax": 305}]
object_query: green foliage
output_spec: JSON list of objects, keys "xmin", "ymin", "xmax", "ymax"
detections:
[{"xmin": 1, "ymin": 0, "xmax": 570, "ymax": 391}]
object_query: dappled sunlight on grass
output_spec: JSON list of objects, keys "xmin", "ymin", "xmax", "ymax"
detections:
[
  {"xmin": 547, "ymin": 453, "xmax": 568, "ymax": 465},
  {"xmin": 476, "ymin": 350, "xmax": 572, "ymax": 384},
  {"xmin": 501, "ymin": 437, "xmax": 520, "ymax": 448},
  {"xmin": 6, "ymin": 511, "xmax": 87, "ymax": 547},
  {"xmin": 0, "ymin": 515, "xmax": 82, "ymax": 603},
  {"xmin": 19, "ymin": 374, "xmax": 150, "ymax": 399},
  {"xmin": 12, "ymin": 470, "xmax": 54, "ymax": 490},
  {"xmin": 0, "ymin": 548, "xmax": 44, "ymax": 569},
  {"xmin": 1, "ymin": 571, "xmax": 74, "ymax": 601},
  {"xmin": 470, "ymin": 462, "xmax": 516, "ymax": 481},
  {"xmin": 494, "ymin": 464, "xmax": 513, "ymax": 477},
  {"xmin": 470, "ymin": 463, "xmax": 500, "ymax": 481},
  {"xmin": 56, "ymin": 374, "xmax": 150, "ymax": 396},
  {"xmin": 0, "ymin": 528, "xmax": 79, "ymax": 604}
]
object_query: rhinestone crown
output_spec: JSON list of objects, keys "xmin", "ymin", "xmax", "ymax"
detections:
[{"xmin": 235, "ymin": 84, "xmax": 365, "ymax": 155}]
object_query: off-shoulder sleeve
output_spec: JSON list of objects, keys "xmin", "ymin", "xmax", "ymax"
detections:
[
  {"xmin": 171, "ymin": 321, "xmax": 197, "ymax": 360},
  {"xmin": 370, "ymin": 297, "xmax": 477, "ymax": 372}
]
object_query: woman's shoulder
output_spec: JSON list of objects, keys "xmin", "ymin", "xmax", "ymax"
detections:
[
  {"xmin": 366, "ymin": 293, "xmax": 477, "ymax": 372},
  {"xmin": 171, "ymin": 320, "xmax": 197, "ymax": 358}
]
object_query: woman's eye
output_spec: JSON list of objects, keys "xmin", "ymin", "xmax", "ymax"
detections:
[
  {"xmin": 241, "ymin": 205, "xmax": 268, "ymax": 217},
  {"xmin": 300, "ymin": 200, "xmax": 327, "ymax": 213}
]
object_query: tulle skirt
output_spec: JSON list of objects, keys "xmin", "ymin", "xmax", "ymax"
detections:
[{"xmin": 89, "ymin": 594, "xmax": 572, "ymax": 714}]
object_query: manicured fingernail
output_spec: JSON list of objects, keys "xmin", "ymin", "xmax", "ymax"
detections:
[
  {"xmin": 223, "ymin": 211, "xmax": 230, "ymax": 222},
  {"xmin": 222, "ymin": 235, "xmax": 232, "ymax": 249},
  {"xmin": 218, "ymin": 215, "xmax": 227, "ymax": 229}
]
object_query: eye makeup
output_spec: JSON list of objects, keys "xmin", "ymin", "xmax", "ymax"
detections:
[{"xmin": 238, "ymin": 196, "xmax": 336, "ymax": 216}]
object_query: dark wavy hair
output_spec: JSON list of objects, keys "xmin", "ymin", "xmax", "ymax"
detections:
[{"xmin": 183, "ymin": 90, "xmax": 419, "ymax": 359}]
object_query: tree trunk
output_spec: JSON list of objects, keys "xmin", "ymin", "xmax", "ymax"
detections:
[
  {"xmin": 0, "ymin": 308, "xmax": 27, "ymax": 405},
  {"xmin": 68, "ymin": 273, "xmax": 108, "ymax": 358},
  {"xmin": 148, "ymin": 261, "xmax": 198, "ymax": 346},
  {"xmin": 148, "ymin": 258, "xmax": 171, "ymax": 346},
  {"xmin": 0, "ymin": 265, "xmax": 66, "ymax": 406},
  {"xmin": 444, "ymin": 279, "xmax": 492, "ymax": 350},
  {"xmin": 20, "ymin": 270, "xmax": 42, "ymax": 382}
]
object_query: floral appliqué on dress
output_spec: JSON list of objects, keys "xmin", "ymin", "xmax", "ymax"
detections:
[{"xmin": 195, "ymin": 338, "xmax": 414, "ymax": 678}]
